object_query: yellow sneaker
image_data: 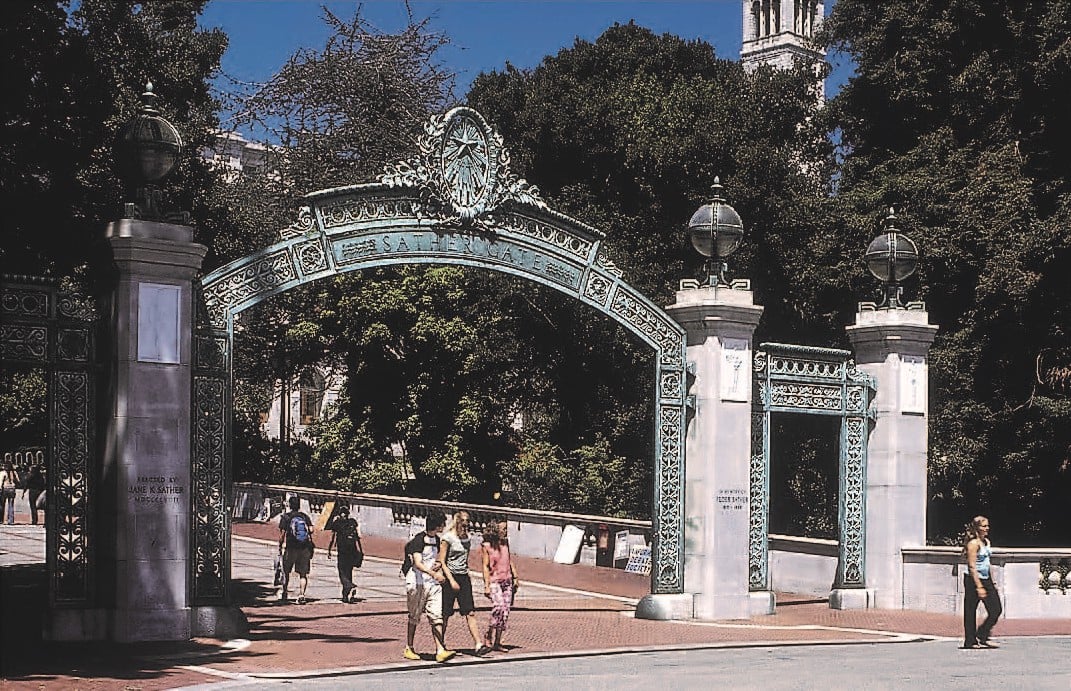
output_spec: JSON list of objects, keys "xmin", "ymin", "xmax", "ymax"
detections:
[
  {"xmin": 403, "ymin": 647, "xmax": 420, "ymax": 660},
  {"xmin": 435, "ymin": 649, "xmax": 456, "ymax": 663}
]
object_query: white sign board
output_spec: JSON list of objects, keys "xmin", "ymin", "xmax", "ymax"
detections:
[
  {"xmin": 137, "ymin": 282, "xmax": 181, "ymax": 364},
  {"xmin": 900, "ymin": 355, "xmax": 926, "ymax": 414},
  {"xmin": 554, "ymin": 524, "xmax": 585, "ymax": 564},
  {"xmin": 720, "ymin": 338, "xmax": 750, "ymax": 401},
  {"xmin": 624, "ymin": 545, "xmax": 652, "ymax": 575},
  {"xmin": 614, "ymin": 530, "xmax": 630, "ymax": 562}
]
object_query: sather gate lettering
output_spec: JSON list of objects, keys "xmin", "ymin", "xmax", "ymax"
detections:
[{"xmin": 195, "ymin": 108, "xmax": 688, "ymax": 596}]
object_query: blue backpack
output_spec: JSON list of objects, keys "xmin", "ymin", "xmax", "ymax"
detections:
[{"xmin": 289, "ymin": 514, "xmax": 311, "ymax": 544}]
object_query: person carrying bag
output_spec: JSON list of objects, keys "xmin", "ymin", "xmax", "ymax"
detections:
[{"xmin": 327, "ymin": 503, "xmax": 364, "ymax": 602}]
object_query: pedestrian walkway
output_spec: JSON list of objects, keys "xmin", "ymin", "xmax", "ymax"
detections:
[{"xmin": 2, "ymin": 516, "xmax": 1069, "ymax": 690}]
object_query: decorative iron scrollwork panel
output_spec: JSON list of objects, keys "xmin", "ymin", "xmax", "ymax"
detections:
[
  {"xmin": 294, "ymin": 237, "xmax": 329, "ymax": 277},
  {"xmin": 57, "ymin": 328, "xmax": 91, "ymax": 363},
  {"xmin": 837, "ymin": 416, "xmax": 868, "ymax": 588},
  {"xmin": 51, "ymin": 370, "xmax": 93, "ymax": 604},
  {"xmin": 192, "ymin": 374, "xmax": 228, "ymax": 602},
  {"xmin": 1, "ymin": 324, "xmax": 48, "ymax": 360},
  {"xmin": 3, "ymin": 278, "xmax": 97, "ymax": 607},
  {"xmin": 753, "ymin": 343, "xmax": 876, "ymax": 593},
  {"xmin": 610, "ymin": 288, "xmax": 685, "ymax": 368},
  {"xmin": 1, "ymin": 286, "xmax": 49, "ymax": 318},
  {"xmin": 749, "ymin": 411, "xmax": 770, "ymax": 591},
  {"xmin": 654, "ymin": 403, "xmax": 685, "ymax": 593}
]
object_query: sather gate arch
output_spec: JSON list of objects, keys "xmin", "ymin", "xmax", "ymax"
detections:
[{"xmin": 194, "ymin": 107, "xmax": 688, "ymax": 598}]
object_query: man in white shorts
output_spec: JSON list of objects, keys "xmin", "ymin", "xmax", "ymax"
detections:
[{"xmin": 403, "ymin": 511, "xmax": 455, "ymax": 662}]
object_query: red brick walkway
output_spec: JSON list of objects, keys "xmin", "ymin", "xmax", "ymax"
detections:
[{"xmin": 2, "ymin": 518, "xmax": 1069, "ymax": 689}]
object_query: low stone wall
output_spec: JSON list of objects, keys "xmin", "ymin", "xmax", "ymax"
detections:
[
  {"xmin": 902, "ymin": 546, "xmax": 1071, "ymax": 620},
  {"xmin": 233, "ymin": 482, "xmax": 652, "ymax": 569},
  {"xmin": 233, "ymin": 484, "xmax": 1071, "ymax": 617},
  {"xmin": 769, "ymin": 534, "xmax": 838, "ymax": 596},
  {"xmin": 764, "ymin": 536, "xmax": 1071, "ymax": 619}
]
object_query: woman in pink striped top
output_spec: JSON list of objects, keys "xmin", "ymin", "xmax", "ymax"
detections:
[{"xmin": 481, "ymin": 519, "xmax": 519, "ymax": 651}]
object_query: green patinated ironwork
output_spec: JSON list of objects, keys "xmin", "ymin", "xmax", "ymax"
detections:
[
  {"xmin": 197, "ymin": 108, "xmax": 689, "ymax": 595},
  {"xmin": 0, "ymin": 276, "xmax": 98, "ymax": 606},
  {"xmin": 750, "ymin": 343, "xmax": 876, "ymax": 592},
  {"xmin": 191, "ymin": 307, "xmax": 231, "ymax": 604}
]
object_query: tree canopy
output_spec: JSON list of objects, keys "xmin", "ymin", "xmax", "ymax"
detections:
[
  {"xmin": 821, "ymin": 0, "xmax": 1071, "ymax": 544},
  {"xmin": 0, "ymin": 0, "xmax": 225, "ymax": 279},
  {"xmin": 0, "ymin": 0, "xmax": 225, "ymax": 450},
  {"xmin": 4, "ymin": 1, "xmax": 1066, "ymax": 542}
]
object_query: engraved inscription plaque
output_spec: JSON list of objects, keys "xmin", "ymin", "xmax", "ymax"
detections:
[{"xmin": 137, "ymin": 283, "xmax": 181, "ymax": 364}]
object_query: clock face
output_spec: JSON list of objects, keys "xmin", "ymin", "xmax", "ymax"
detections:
[{"xmin": 440, "ymin": 113, "xmax": 492, "ymax": 214}]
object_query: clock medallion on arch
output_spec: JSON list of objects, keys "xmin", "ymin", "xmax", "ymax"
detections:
[{"xmin": 438, "ymin": 107, "xmax": 500, "ymax": 220}]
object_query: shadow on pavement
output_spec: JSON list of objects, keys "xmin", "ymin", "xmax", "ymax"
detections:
[
  {"xmin": 232, "ymin": 576, "xmax": 279, "ymax": 606},
  {"xmin": 777, "ymin": 598, "xmax": 829, "ymax": 607},
  {"xmin": 0, "ymin": 563, "xmax": 264, "ymax": 683}
]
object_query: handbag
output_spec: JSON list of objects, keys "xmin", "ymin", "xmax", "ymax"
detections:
[
  {"xmin": 272, "ymin": 552, "xmax": 284, "ymax": 587},
  {"xmin": 354, "ymin": 536, "xmax": 364, "ymax": 568}
]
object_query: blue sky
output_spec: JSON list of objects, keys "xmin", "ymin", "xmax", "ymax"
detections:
[{"xmin": 199, "ymin": 0, "xmax": 848, "ymax": 101}]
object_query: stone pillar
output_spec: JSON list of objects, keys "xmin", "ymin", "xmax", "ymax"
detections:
[
  {"xmin": 846, "ymin": 306, "xmax": 938, "ymax": 610},
  {"xmin": 100, "ymin": 218, "xmax": 207, "ymax": 641},
  {"xmin": 643, "ymin": 281, "xmax": 762, "ymax": 620}
]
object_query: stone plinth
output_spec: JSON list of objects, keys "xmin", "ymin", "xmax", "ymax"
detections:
[
  {"xmin": 43, "ymin": 219, "xmax": 210, "ymax": 642},
  {"xmin": 846, "ymin": 306, "xmax": 938, "ymax": 610},
  {"xmin": 104, "ymin": 218, "xmax": 207, "ymax": 641},
  {"xmin": 648, "ymin": 282, "xmax": 762, "ymax": 621}
]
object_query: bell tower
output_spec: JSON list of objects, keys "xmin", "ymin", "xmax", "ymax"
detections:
[{"xmin": 741, "ymin": 0, "xmax": 825, "ymax": 100}]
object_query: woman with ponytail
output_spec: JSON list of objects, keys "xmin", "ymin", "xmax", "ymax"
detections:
[{"xmin": 962, "ymin": 515, "xmax": 1002, "ymax": 649}]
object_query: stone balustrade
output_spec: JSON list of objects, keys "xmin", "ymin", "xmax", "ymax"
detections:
[
  {"xmin": 234, "ymin": 483, "xmax": 1069, "ymax": 618},
  {"xmin": 233, "ymin": 482, "xmax": 652, "ymax": 568}
]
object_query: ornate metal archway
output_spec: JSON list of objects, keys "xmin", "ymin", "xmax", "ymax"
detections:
[
  {"xmin": 749, "ymin": 343, "xmax": 876, "ymax": 594},
  {"xmin": 194, "ymin": 107, "xmax": 688, "ymax": 597}
]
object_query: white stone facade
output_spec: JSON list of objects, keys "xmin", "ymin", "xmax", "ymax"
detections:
[{"xmin": 200, "ymin": 131, "xmax": 270, "ymax": 181}]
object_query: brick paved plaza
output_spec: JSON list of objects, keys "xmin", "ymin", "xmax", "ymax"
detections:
[{"xmin": 2, "ymin": 504, "xmax": 1068, "ymax": 690}]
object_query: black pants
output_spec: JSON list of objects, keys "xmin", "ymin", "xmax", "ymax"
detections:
[
  {"xmin": 336, "ymin": 552, "xmax": 359, "ymax": 599},
  {"xmin": 963, "ymin": 574, "xmax": 1002, "ymax": 646},
  {"xmin": 28, "ymin": 490, "xmax": 43, "ymax": 525}
]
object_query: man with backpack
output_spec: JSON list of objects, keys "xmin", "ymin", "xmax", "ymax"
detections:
[
  {"xmin": 326, "ymin": 503, "xmax": 363, "ymax": 603},
  {"xmin": 402, "ymin": 511, "xmax": 455, "ymax": 662},
  {"xmin": 277, "ymin": 495, "xmax": 314, "ymax": 604}
]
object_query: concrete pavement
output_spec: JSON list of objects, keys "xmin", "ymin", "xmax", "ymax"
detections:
[{"xmin": 2, "ymin": 511, "xmax": 1069, "ymax": 690}]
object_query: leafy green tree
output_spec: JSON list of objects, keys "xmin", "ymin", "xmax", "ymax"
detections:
[
  {"xmin": 503, "ymin": 436, "xmax": 643, "ymax": 518},
  {"xmin": 0, "ymin": 0, "xmax": 224, "ymax": 447},
  {"xmin": 821, "ymin": 0, "xmax": 1071, "ymax": 544},
  {"xmin": 466, "ymin": 23, "xmax": 835, "ymax": 518},
  {"xmin": 0, "ymin": 0, "xmax": 225, "ymax": 278},
  {"xmin": 216, "ymin": 9, "xmax": 479, "ymax": 491}
]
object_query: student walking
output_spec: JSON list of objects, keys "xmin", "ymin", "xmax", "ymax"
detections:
[
  {"xmin": 277, "ymin": 495, "xmax": 314, "ymax": 604},
  {"xmin": 0, "ymin": 461, "xmax": 20, "ymax": 525},
  {"xmin": 481, "ymin": 518, "xmax": 519, "ymax": 652},
  {"xmin": 326, "ymin": 503, "xmax": 364, "ymax": 603},
  {"xmin": 22, "ymin": 465, "xmax": 46, "ymax": 525},
  {"xmin": 439, "ymin": 510, "xmax": 487, "ymax": 655},
  {"xmin": 962, "ymin": 515, "xmax": 1002, "ymax": 649},
  {"xmin": 403, "ymin": 511, "xmax": 456, "ymax": 662}
]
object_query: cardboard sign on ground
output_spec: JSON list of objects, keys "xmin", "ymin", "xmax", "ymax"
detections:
[{"xmin": 314, "ymin": 500, "xmax": 336, "ymax": 532}]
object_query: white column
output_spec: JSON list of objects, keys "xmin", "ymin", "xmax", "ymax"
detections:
[
  {"xmin": 846, "ymin": 307, "xmax": 938, "ymax": 610},
  {"xmin": 649, "ymin": 281, "xmax": 763, "ymax": 620}
]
